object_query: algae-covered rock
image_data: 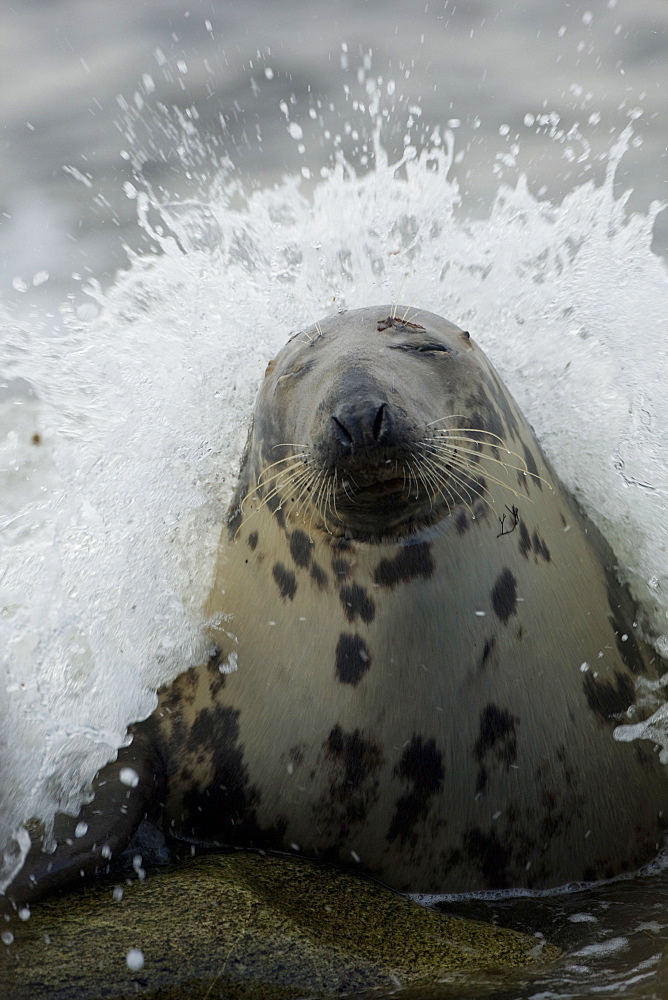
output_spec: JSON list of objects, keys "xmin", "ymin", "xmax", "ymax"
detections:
[{"xmin": 1, "ymin": 852, "xmax": 559, "ymax": 999}]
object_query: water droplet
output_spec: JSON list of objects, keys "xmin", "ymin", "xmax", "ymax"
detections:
[
  {"xmin": 126, "ymin": 948, "xmax": 144, "ymax": 971},
  {"xmin": 119, "ymin": 767, "xmax": 139, "ymax": 788}
]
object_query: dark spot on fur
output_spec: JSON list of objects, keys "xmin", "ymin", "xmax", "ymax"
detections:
[
  {"xmin": 474, "ymin": 500, "xmax": 489, "ymax": 520},
  {"xmin": 180, "ymin": 705, "xmax": 287, "ymax": 846},
  {"xmin": 290, "ymin": 529, "xmax": 312, "ymax": 568},
  {"xmin": 314, "ymin": 725, "xmax": 384, "ymax": 836},
  {"xmin": 335, "ymin": 634, "xmax": 372, "ymax": 686},
  {"xmin": 612, "ymin": 622, "xmax": 647, "ymax": 677},
  {"xmin": 522, "ymin": 443, "xmax": 541, "ymax": 490},
  {"xmin": 325, "ymin": 727, "xmax": 357, "ymax": 765},
  {"xmin": 463, "ymin": 827, "xmax": 512, "ymax": 889},
  {"xmin": 387, "ymin": 737, "xmax": 444, "ymax": 846},
  {"xmin": 332, "ymin": 537, "xmax": 353, "ymax": 551},
  {"xmin": 247, "ymin": 531, "xmax": 259, "ymax": 551},
  {"xmin": 474, "ymin": 704, "xmax": 518, "ymax": 767},
  {"xmin": 373, "ymin": 542, "xmax": 435, "ymax": 589},
  {"xmin": 288, "ymin": 745, "xmax": 304, "ymax": 768},
  {"xmin": 491, "ymin": 568, "xmax": 517, "ymax": 623},
  {"xmin": 339, "ymin": 584, "xmax": 375, "ymax": 624},
  {"xmin": 173, "ymin": 666, "xmax": 199, "ymax": 706},
  {"xmin": 477, "ymin": 391, "xmax": 505, "ymax": 443},
  {"xmin": 456, "ymin": 510, "xmax": 469, "ymax": 534},
  {"xmin": 272, "ymin": 562, "xmax": 297, "ymax": 601},
  {"xmin": 473, "ymin": 704, "xmax": 517, "ymax": 794},
  {"xmin": 604, "ymin": 568, "xmax": 649, "ymax": 675},
  {"xmin": 531, "ymin": 530, "xmax": 551, "ymax": 562},
  {"xmin": 332, "ymin": 557, "xmax": 351, "ymax": 579},
  {"xmin": 491, "ymin": 380, "xmax": 521, "ymax": 441},
  {"xmin": 159, "ymin": 680, "xmax": 184, "ymax": 715},
  {"xmin": 518, "ymin": 522, "xmax": 550, "ymax": 562},
  {"xmin": 583, "ymin": 671, "xmax": 636, "ymax": 725},
  {"xmin": 479, "ymin": 637, "xmax": 496, "ymax": 671},
  {"xmin": 310, "ymin": 562, "xmax": 328, "ymax": 589},
  {"xmin": 32, "ymin": 433, "xmax": 41, "ymax": 445}
]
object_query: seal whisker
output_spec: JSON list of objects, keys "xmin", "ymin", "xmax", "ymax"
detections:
[
  {"xmin": 424, "ymin": 440, "xmax": 532, "ymax": 482},
  {"xmin": 328, "ymin": 468, "xmax": 341, "ymax": 528},
  {"xmin": 422, "ymin": 439, "xmax": 543, "ymax": 494},
  {"xmin": 322, "ymin": 477, "xmax": 338, "ymax": 536},
  {"xmin": 312, "ymin": 470, "xmax": 335, "ymax": 536},
  {"xmin": 437, "ymin": 441, "xmax": 552, "ymax": 491},
  {"xmin": 421, "ymin": 453, "xmax": 476, "ymax": 517},
  {"xmin": 426, "ymin": 422, "xmax": 522, "ymax": 450},
  {"xmin": 402, "ymin": 461, "xmax": 413, "ymax": 499},
  {"xmin": 259, "ymin": 451, "xmax": 309, "ymax": 472},
  {"xmin": 291, "ymin": 468, "xmax": 319, "ymax": 517},
  {"xmin": 257, "ymin": 457, "xmax": 309, "ymax": 488},
  {"xmin": 236, "ymin": 465, "xmax": 307, "ymax": 526},
  {"xmin": 420, "ymin": 454, "xmax": 458, "ymax": 512},
  {"xmin": 445, "ymin": 455, "xmax": 532, "ymax": 502},
  {"xmin": 427, "ymin": 451, "xmax": 529, "ymax": 508},
  {"xmin": 237, "ymin": 469, "xmax": 307, "ymax": 533},
  {"xmin": 424, "ymin": 451, "xmax": 490, "ymax": 508},
  {"xmin": 271, "ymin": 443, "xmax": 312, "ymax": 450},
  {"xmin": 414, "ymin": 457, "xmax": 442, "ymax": 509},
  {"xmin": 340, "ymin": 477, "xmax": 357, "ymax": 503},
  {"xmin": 424, "ymin": 415, "xmax": 480, "ymax": 429},
  {"xmin": 305, "ymin": 470, "xmax": 324, "ymax": 537}
]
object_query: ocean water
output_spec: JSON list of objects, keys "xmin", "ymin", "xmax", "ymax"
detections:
[{"xmin": 2, "ymin": 2, "xmax": 668, "ymax": 996}]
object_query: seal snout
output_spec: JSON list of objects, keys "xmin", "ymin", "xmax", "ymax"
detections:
[{"xmin": 331, "ymin": 398, "xmax": 393, "ymax": 455}]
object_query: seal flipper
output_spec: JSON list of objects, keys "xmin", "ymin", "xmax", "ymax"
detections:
[{"xmin": 3, "ymin": 728, "xmax": 165, "ymax": 913}]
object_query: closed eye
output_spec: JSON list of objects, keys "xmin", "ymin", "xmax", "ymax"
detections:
[{"xmin": 389, "ymin": 342, "xmax": 450, "ymax": 354}]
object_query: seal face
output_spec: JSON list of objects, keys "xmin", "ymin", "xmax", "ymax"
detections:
[
  {"xmin": 5, "ymin": 305, "xmax": 667, "ymax": 907},
  {"xmin": 232, "ymin": 310, "xmax": 491, "ymax": 540}
]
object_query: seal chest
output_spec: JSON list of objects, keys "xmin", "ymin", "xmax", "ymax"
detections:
[{"xmin": 153, "ymin": 306, "xmax": 668, "ymax": 893}]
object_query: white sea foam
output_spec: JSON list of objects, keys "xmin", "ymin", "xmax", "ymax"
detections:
[{"xmin": 1, "ymin": 84, "xmax": 667, "ymax": 882}]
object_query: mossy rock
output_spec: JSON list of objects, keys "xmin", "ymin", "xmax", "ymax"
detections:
[{"xmin": 1, "ymin": 852, "xmax": 559, "ymax": 998}]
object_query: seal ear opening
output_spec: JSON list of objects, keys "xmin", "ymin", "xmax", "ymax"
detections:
[{"xmin": 264, "ymin": 358, "xmax": 278, "ymax": 378}]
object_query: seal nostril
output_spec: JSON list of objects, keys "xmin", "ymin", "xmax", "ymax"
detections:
[
  {"xmin": 373, "ymin": 403, "xmax": 387, "ymax": 442},
  {"xmin": 332, "ymin": 415, "xmax": 354, "ymax": 450}
]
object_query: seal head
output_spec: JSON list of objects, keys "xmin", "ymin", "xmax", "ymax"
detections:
[{"xmin": 235, "ymin": 309, "xmax": 516, "ymax": 540}]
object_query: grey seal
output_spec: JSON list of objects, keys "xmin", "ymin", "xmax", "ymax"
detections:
[{"xmin": 5, "ymin": 305, "xmax": 667, "ymax": 906}]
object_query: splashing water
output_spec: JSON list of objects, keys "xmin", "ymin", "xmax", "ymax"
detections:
[{"xmin": 1, "ymin": 82, "xmax": 667, "ymax": 890}]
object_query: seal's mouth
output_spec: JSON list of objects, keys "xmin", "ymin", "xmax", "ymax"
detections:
[
  {"xmin": 344, "ymin": 476, "xmax": 407, "ymax": 498},
  {"xmin": 327, "ymin": 464, "xmax": 429, "ymax": 538}
]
